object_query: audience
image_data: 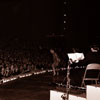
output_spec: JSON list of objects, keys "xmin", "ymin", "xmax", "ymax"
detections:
[
  {"xmin": 0, "ymin": 41, "xmax": 100, "ymax": 88},
  {"xmin": 0, "ymin": 45, "xmax": 67, "ymax": 79}
]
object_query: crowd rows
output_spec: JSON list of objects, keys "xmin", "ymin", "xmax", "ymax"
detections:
[
  {"xmin": 0, "ymin": 43, "xmax": 91, "ymax": 80},
  {"xmin": 0, "ymin": 47, "xmax": 68, "ymax": 79}
]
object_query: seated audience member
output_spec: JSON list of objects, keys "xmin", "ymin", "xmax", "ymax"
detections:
[
  {"xmin": 71, "ymin": 44, "xmax": 100, "ymax": 67},
  {"xmin": 70, "ymin": 45, "xmax": 100, "ymax": 86}
]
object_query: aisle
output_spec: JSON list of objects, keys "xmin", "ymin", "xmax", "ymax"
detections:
[
  {"xmin": 0, "ymin": 72, "xmax": 54, "ymax": 100},
  {"xmin": 0, "ymin": 70, "xmax": 67, "ymax": 100},
  {"xmin": 0, "ymin": 69, "xmax": 86, "ymax": 100}
]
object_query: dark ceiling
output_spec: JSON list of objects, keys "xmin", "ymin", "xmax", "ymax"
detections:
[{"xmin": 0, "ymin": 0, "xmax": 99, "ymax": 48}]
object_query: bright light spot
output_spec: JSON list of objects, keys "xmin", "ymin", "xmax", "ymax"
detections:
[
  {"xmin": 64, "ymin": 21, "xmax": 66, "ymax": 23},
  {"xmin": 64, "ymin": 2, "xmax": 67, "ymax": 4},
  {"xmin": 64, "ymin": 14, "xmax": 66, "ymax": 16}
]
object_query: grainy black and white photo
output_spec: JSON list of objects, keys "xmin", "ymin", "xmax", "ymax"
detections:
[{"xmin": 0, "ymin": 0, "xmax": 100, "ymax": 100}]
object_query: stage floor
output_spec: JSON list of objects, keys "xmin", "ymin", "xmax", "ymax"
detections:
[{"xmin": 0, "ymin": 70, "xmax": 86, "ymax": 100}]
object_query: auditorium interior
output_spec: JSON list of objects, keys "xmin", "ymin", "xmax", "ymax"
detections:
[{"xmin": 0, "ymin": 0, "xmax": 100, "ymax": 100}]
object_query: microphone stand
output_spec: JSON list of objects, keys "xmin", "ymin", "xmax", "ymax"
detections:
[{"xmin": 61, "ymin": 59, "xmax": 72, "ymax": 100}]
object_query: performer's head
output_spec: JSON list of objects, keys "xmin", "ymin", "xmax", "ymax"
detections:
[{"xmin": 50, "ymin": 49, "xmax": 55, "ymax": 54}]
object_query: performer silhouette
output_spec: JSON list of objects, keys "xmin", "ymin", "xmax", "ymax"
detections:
[{"xmin": 50, "ymin": 49, "xmax": 60, "ymax": 76}]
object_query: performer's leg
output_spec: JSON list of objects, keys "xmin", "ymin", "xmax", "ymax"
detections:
[
  {"xmin": 56, "ymin": 67, "xmax": 59, "ymax": 76},
  {"xmin": 52, "ymin": 64, "xmax": 56, "ymax": 76}
]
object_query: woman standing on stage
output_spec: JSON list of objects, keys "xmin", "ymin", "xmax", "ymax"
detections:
[{"xmin": 50, "ymin": 49, "xmax": 60, "ymax": 76}]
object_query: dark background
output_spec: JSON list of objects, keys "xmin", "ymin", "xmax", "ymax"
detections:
[{"xmin": 0, "ymin": 0, "xmax": 99, "ymax": 48}]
